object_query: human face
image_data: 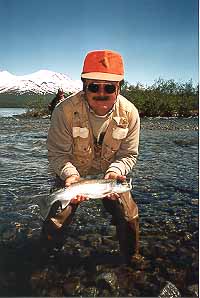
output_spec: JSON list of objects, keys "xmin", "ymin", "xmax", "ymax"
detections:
[{"xmin": 84, "ymin": 79, "xmax": 120, "ymax": 116}]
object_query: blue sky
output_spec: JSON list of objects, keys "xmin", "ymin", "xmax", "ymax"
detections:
[{"xmin": 0, "ymin": 0, "xmax": 198, "ymax": 86}]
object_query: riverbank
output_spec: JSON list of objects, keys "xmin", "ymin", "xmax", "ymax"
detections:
[
  {"xmin": 0, "ymin": 116, "xmax": 198, "ymax": 297},
  {"xmin": 141, "ymin": 116, "xmax": 198, "ymax": 131}
]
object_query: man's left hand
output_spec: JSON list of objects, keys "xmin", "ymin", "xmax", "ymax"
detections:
[
  {"xmin": 104, "ymin": 171, "xmax": 126, "ymax": 200},
  {"xmin": 104, "ymin": 171, "xmax": 126, "ymax": 181}
]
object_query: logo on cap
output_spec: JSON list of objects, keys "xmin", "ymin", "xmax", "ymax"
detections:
[{"xmin": 99, "ymin": 56, "xmax": 109, "ymax": 69}]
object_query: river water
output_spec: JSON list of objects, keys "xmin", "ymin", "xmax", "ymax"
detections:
[
  {"xmin": 0, "ymin": 107, "xmax": 27, "ymax": 118},
  {"xmin": 0, "ymin": 112, "xmax": 198, "ymax": 297}
]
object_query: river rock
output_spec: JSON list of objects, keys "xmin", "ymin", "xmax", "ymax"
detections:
[
  {"xmin": 96, "ymin": 271, "xmax": 118, "ymax": 292},
  {"xmin": 159, "ymin": 281, "xmax": 181, "ymax": 297},
  {"xmin": 30, "ymin": 270, "xmax": 49, "ymax": 295},
  {"xmin": 63, "ymin": 276, "xmax": 81, "ymax": 296},
  {"xmin": 81, "ymin": 286, "xmax": 99, "ymax": 296},
  {"xmin": 187, "ymin": 284, "xmax": 199, "ymax": 297},
  {"xmin": 1, "ymin": 227, "xmax": 17, "ymax": 242},
  {"xmin": 85, "ymin": 234, "xmax": 102, "ymax": 248}
]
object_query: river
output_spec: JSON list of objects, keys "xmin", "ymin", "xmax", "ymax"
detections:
[
  {"xmin": 0, "ymin": 112, "xmax": 198, "ymax": 297},
  {"xmin": 0, "ymin": 107, "xmax": 27, "ymax": 117}
]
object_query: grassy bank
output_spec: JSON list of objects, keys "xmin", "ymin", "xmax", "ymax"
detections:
[{"xmin": 121, "ymin": 78, "xmax": 199, "ymax": 117}]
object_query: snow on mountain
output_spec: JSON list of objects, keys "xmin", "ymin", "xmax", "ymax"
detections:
[{"xmin": 0, "ymin": 69, "xmax": 82, "ymax": 95}]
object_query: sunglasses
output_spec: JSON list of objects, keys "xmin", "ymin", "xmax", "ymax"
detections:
[{"xmin": 87, "ymin": 83, "xmax": 117, "ymax": 94}]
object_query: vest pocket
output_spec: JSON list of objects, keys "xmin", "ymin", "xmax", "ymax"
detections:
[
  {"xmin": 112, "ymin": 127, "xmax": 128, "ymax": 140},
  {"xmin": 73, "ymin": 137, "xmax": 92, "ymax": 165}
]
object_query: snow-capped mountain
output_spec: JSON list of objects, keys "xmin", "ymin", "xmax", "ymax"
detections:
[{"xmin": 0, "ymin": 70, "xmax": 82, "ymax": 95}]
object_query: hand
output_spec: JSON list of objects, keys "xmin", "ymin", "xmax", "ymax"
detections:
[
  {"xmin": 70, "ymin": 194, "xmax": 89, "ymax": 204},
  {"xmin": 65, "ymin": 175, "xmax": 89, "ymax": 205},
  {"xmin": 104, "ymin": 171, "xmax": 126, "ymax": 181},
  {"xmin": 65, "ymin": 174, "xmax": 80, "ymax": 187},
  {"xmin": 104, "ymin": 171, "xmax": 126, "ymax": 200},
  {"xmin": 105, "ymin": 192, "xmax": 120, "ymax": 200}
]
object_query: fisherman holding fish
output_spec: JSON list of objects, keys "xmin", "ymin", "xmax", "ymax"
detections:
[{"xmin": 42, "ymin": 50, "xmax": 141, "ymax": 264}]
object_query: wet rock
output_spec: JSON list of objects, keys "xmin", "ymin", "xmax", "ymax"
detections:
[
  {"xmin": 62, "ymin": 245, "xmax": 75, "ymax": 256},
  {"xmin": 155, "ymin": 257, "xmax": 165, "ymax": 265},
  {"xmin": 132, "ymin": 270, "xmax": 147, "ymax": 285},
  {"xmin": 134, "ymin": 258, "xmax": 151, "ymax": 271},
  {"xmin": 187, "ymin": 284, "xmax": 199, "ymax": 297},
  {"xmin": 191, "ymin": 199, "xmax": 198, "ymax": 206},
  {"xmin": 159, "ymin": 281, "xmax": 181, "ymax": 297},
  {"xmin": 85, "ymin": 234, "xmax": 102, "ymax": 248},
  {"xmin": 95, "ymin": 264, "xmax": 104, "ymax": 272},
  {"xmin": 78, "ymin": 235, "xmax": 88, "ymax": 242},
  {"xmin": 142, "ymin": 281, "xmax": 159, "ymax": 297},
  {"xmin": 0, "ymin": 271, "xmax": 17, "ymax": 289},
  {"xmin": 117, "ymin": 265, "xmax": 153, "ymax": 296},
  {"xmin": 100, "ymin": 288, "xmax": 113, "ymax": 296},
  {"xmin": 96, "ymin": 271, "xmax": 118, "ymax": 292},
  {"xmin": 107, "ymin": 225, "xmax": 116, "ymax": 236},
  {"xmin": 174, "ymin": 138, "xmax": 198, "ymax": 147},
  {"xmin": 47, "ymin": 287, "xmax": 63, "ymax": 297},
  {"xmin": 166, "ymin": 268, "xmax": 187, "ymax": 290},
  {"xmin": 154, "ymin": 274, "xmax": 166, "ymax": 285},
  {"xmin": 183, "ymin": 232, "xmax": 193, "ymax": 241},
  {"xmin": 152, "ymin": 243, "xmax": 168, "ymax": 258},
  {"xmin": 30, "ymin": 270, "xmax": 49, "ymax": 295},
  {"xmin": 102, "ymin": 236, "xmax": 116, "ymax": 247},
  {"xmin": 141, "ymin": 244, "xmax": 152, "ymax": 258},
  {"xmin": 166, "ymin": 243, "xmax": 177, "ymax": 253},
  {"xmin": 100, "ymin": 225, "xmax": 110, "ymax": 235},
  {"xmin": 81, "ymin": 286, "xmax": 99, "ymax": 296},
  {"xmin": 93, "ymin": 244, "xmax": 113, "ymax": 256},
  {"xmin": 1, "ymin": 227, "xmax": 17, "ymax": 241},
  {"xmin": 63, "ymin": 276, "xmax": 81, "ymax": 296},
  {"xmin": 79, "ymin": 246, "xmax": 91, "ymax": 258},
  {"xmin": 120, "ymin": 288, "xmax": 141, "ymax": 297}
]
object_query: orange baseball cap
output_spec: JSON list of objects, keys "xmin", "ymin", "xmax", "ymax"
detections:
[{"xmin": 81, "ymin": 50, "xmax": 124, "ymax": 81}]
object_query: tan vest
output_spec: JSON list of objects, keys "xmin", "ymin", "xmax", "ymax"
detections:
[{"xmin": 63, "ymin": 92, "xmax": 132, "ymax": 177}]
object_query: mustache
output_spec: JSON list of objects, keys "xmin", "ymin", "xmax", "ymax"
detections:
[{"xmin": 93, "ymin": 96, "xmax": 109, "ymax": 101}]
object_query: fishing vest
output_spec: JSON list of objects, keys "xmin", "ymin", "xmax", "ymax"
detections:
[{"xmin": 63, "ymin": 92, "xmax": 132, "ymax": 177}]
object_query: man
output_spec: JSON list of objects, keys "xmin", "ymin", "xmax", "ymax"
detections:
[
  {"xmin": 48, "ymin": 88, "xmax": 65, "ymax": 117},
  {"xmin": 43, "ymin": 50, "xmax": 141, "ymax": 264}
]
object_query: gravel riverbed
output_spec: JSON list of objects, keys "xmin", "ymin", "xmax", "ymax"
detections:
[{"xmin": 0, "ymin": 116, "xmax": 198, "ymax": 297}]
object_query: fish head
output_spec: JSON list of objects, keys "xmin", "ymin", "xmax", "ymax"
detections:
[{"xmin": 112, "ymin": 178, "xmax": 132, "ymax": 193}]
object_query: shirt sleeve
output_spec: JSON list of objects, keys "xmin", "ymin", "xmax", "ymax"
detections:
[
  {"xmin": 47, "ymin": 104, "xmax": 80, "ymax": 180},
  {"xmin": 106, "ymin": 107, "xmax": 140, "ymax": 176}
]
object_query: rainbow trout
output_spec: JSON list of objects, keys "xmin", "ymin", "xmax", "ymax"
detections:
[{"xmin": 41, "ymin": 178, "xmax": 132, "ymax": 220}]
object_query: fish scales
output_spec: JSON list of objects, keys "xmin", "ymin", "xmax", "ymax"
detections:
[{"xmin": 41, "ymin": 178, "xmax": 132, "ymax": 219}]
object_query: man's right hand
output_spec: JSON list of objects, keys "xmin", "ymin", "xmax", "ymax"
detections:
[
  {"xmin": 65, "ymin": 174, "xmax": 80, "ymax": 187},
  {"xmin": 65, "ymin": 175, "xmax": 89, "ymax": 204}
]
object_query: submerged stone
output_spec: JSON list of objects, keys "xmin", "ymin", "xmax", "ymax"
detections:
[
  {"xmin": 63, "ymin": 276, "xmax": 81, "ymax": 296},
  {"xmin": 96, "ymin": 271, "xmax": 118, "ymax": 292},
  {"xmin": 159, "ymin": 281, "xmax": 181, "ymax": 297},
  {"xmin": 187, "ymin": 284, "xmax": 199, "ymax": 297}
]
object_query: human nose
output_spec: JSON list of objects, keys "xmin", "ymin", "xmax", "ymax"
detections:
[{"xmin": 97, "ymin": 85, "xmax": 105, "ymax": 95}]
